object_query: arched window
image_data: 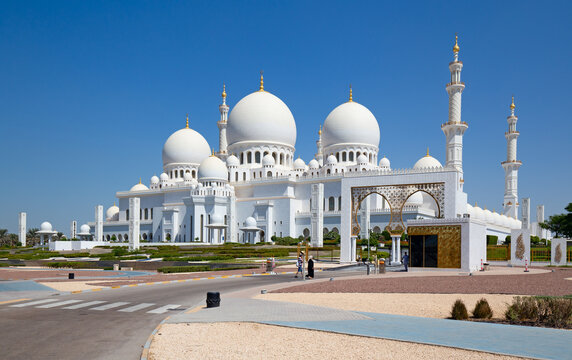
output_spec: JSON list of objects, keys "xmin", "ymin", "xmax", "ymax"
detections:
[
  {"xmin": 255, "ymin": 151, "xmax": 261, "ymax": 163},
  {"xmin": 267, "ymin": 171, "xmax": 272, "ymax": 177},
  {"xmin": 124, "ymin": 234, "xmax": 128, "ymax": 241},
  {"xmin": 253, "ymin": 172, "xmax": 256, "ymax": 179},
  {"xmin": 303, "ymin": 228, "xmax": 310, "ymax": 238},
  {"xmin": 126, "ymin": 209, "xmax": 129, "ymax": 220},
  {"xmin": 247, "ymin": 152, "xmax": 252, "ymax": 163},
  {"xmin": 328, "ymin": 197, "xmax": 335, "ymax": 211},
  {"xmin": 186, "ymin": 169, "xmax": 190, "ymax": 174},
  {"xmin": 280, "ymin": 153, "xmax": 284, "ymax": 165},
  {"xmin": 369, "ymin": 153, "xmax": 373, "ymax": 163},
  {"xmin": 331, "ymin": 227, "xmax": 339, "ymax": 234},
  {"xmin": 349, "ymin": 152, "xmax": 354, "ymax": 161},
  {"xmin": 243, "ymin": 172, "xmax": 246, "ymax": 181},
  {"xmin": 323, "ymin": 227, "xmax": 329, "ymax": 235},
  {"xmin": 192, "ymin": 170, "xmax": 196, "ymax": 178},
  {"xmin": 272, "ymin": 152, "xmax": 277, "ymax": 163},
  {"xmin": 142, "ymin": 233, "xmax": 147, "ymax": 240},
  {"xmin": 336, "ymin": 152, "xmax": 340, "ymax": 161},
  {"xmin": 338, "ymin": 196, "xmax": 342, "ymax": 210},
  {"xmin": 240, "ymin": 153, "xmax": 244, "ymax": 164},
  {"xmin": 235, "ymin": 173, "xmax": 238, "ymax": 182},
  {"xmin": 326, "ymin": 169, "xmax": 331, "ymax": 175},
  {"xmin": 342, "ymin": 152, "xmax": 347, "ymax": 161},
  {"xmin": 144, "ymin": 208, "xmax": 148, "ymax": 219}
]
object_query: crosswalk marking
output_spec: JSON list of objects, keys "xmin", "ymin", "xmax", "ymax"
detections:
[
  {"xmin": 90, "ymin": 302, "xmax": 130, "ymax": 311},
  {"xmin": 36, "ymin": 300, "xmax": 83, "ymax": 308},
  {"xmin": 118, "ymin": 303, "xmax": 155, "ymax": 313},
  {"xmin": 10, "ymin": 299, "xmax": 59, "ymax": 307},
  {"xmin": 63, "ymin": 300, "xmax": 106, "ymax": 309},
  {"xmin": 147, "ymin": 304, "xmax": 181, "ymax": 314}
]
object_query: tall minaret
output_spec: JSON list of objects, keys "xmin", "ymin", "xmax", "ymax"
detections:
[
  {"xmin": 502, "ymin": 96, "xmax": 522, "ymax": 218},
  {"xmin": 315, "ymin": 126, "xmax": 324, "ymax": 166},
  {"xmin": 441, "ymin": 34, "xmax": 468, "ymax": 173},
  {"xmin": 216, "ymin": 83, "xmax": 229, "ymax": 161}
]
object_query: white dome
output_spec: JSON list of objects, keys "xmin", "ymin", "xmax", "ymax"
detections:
[
  {"xmin": 357, "ymin": 154, "xmax": 368, "ymax": 164},
  {"xmin": 226, "ymin": 155, "xmax": 240, "ymax": 167},
  {"xmin": 40, "ymin": 221, "xmax": 52, "ymax": 232},
  {"xmin": 326, "ymin": 155, "xmax": 338, "ymax": 165},
  {"xmin": 483, "ymin": 209, "xmax": 493, "ymax": 223},
  {"xmin": 130, "ymin": 182, "xmax": 149, "ymax": 192},
  {"xmin": 245, "ymin": 217, "xmax": 257, "ymax": 228},
  {"xmin": 262, "ymin": 154, "xmax": 275, "ymax": 166},
  {"xmin": 493, "ymin": 211, "xmax": 502, "ymax": 225},
  {"xmin": 160, "ymin": 173, "xmax": 169, "ymax": 181},
  {"xmin": 80, "ymin": 224, "xmax": 90, "ymax": 234},
  {"xmin": 405, "ymin": 192, "xmax": 424, "ymax": 206},
  {"xmin": 473, "ymin": 205, "xmax": 484, "ymax": 220},
  {"xmin": 150, "ymin": 175, "xmax": 159, "ymax": 184},
  {"xmin": 466, "ymin": 203, "xmax": 474, "ymax": 217},
  {"xmin": 198, "ymin": 156, "xmax": 228, "ymax": 181},
  {"xmin": 308, "ymin": 159, "xmax": 320, "ymax": 169},
  {"xmin": 501, "ymin": 215, "xmax": 511, "ymax": 228},
  {"xmin": 183, "ymin": 171, "xmax": 193, "ymax": 181},
  {"xmin": 227, "ymin": 91, "xmax": 296, "ymax": 147},
  {"xmin": 162, "ymin": 127, "xmax": 211, "ymax": 167},
  {"xmin": 322, "ymin": 101, "xmax": 380, "ymax": 149},
  {"xmin": 294, "ymin": 157, "xmax": 306, "ymax": 170},
  {"xmin": 211, "ymin": 213, "xmax": 224, "ymax": 224},
  {"xmin": 106, "ymin": 204, "xmax": 119, "ymax": 220},
  {"xmin": 413, "ymin": 154, "xmax": 442, "ymax": 169},
  {"xmin": 379, "ymin": 156, "xmax": 391, "ymax": 168}
]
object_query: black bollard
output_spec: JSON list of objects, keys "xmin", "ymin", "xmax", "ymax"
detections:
[
  {"xmin": 68, "ymin": 273, "xmax": 74, "ymax": 279},
  {"xmin": 206, "ymin": 292, "xmax": 220, "ymax": 308}
]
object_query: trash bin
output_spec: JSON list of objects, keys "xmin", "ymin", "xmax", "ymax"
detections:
[
  {"xmin": 378, "ymin": 260, "xmax": 386, "ymax": 274},
  {"xmin": 68, "ymin": 273, "xmax": 74, "ymax": 279},
  {"xmin": 206, "ymin": 292, "xmax": 220, "ymax": 308},
  {"xmin": 266, "ymin": 258, "xmax": 273, "ymax": 272}
]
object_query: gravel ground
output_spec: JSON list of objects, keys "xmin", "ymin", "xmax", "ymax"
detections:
[
  {"xmin": 148, "ymin": 323, "xmax": 525, "ymax": 360},
  {"xmin": 0, "ymin": 268, "xmax": 123, "ymax": 280},
  {"xmin": 274, "ymin": 267, "xmax": 572, "ymax": 296}
]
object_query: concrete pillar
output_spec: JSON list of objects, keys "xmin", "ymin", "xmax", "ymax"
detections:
[
  {"xmin": 18, "ymin": 212, "xmax": 26, "ymax": 247},
  {"xmin": 391, "ymin": 236, "xmax": 402, "ymax": 265},
  {"xmin": 510, "ymin": 229, "xmax": 530, "ymax": 267},
  {"xmin": 95, "ymin": 205, "xmax": 103, "ymax": 242},
  {"xmin": 550, "ymin": 238, "xmax": 567, "ymax": 266},
  {"xmin": 70, "ymin": 220, "xmax": 77, "ymax": 240},
  {"xmin": 129, "ymin": 198, "xmax": 140, "ymax": 251},
  {"xmin": 229, "ymin": 195, "xmax": 237, "ymax": 242},
  {"xmin": 310, "ymin": 183, "xmax": 324, "ymax": 247}
]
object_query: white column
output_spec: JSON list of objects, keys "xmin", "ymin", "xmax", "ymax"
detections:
[
  {"xmin": 129, "ymin": 198, "xmax": 140, "ymax": 250},
  {"xmin": 95, "ymin": 205, "xmax": 103, "ymax": 242},
  {"xmin": 502, "ymin": 99, "xmax": 521, "ymax": 219},
  {"xmin": 70, "ymin": 220, "xmax": 77, "ymax": 240},
  {"xmin": 521, "ymin": 198, "xmax": 530, "ymax": 230},
  {"xmin": 396, "ymin": 237, "xmax": 401, "ymax": 263},
  {"xmin": 229, "ymin": 195, "xmax": 237, "ymax": 242},
  {"xmin": 18, "ymin": 212, "xmax": 26, "ymax": 247},
  {"xmin": 391, "ymin": 237, "xmax": 396, "ymax": 263},
  {"xmin": 310, "ymin": 183, "xmax": 324, "ymax": 247}
]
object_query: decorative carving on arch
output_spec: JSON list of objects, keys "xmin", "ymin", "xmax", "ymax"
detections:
[{"xmin": 351, "ymin": 182, "xmax": 445, "ymax": 236}]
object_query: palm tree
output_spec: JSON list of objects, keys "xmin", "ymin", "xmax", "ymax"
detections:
[{"xmin": 27, "ymin": 228, "xmax": 39, "ymax": 246}]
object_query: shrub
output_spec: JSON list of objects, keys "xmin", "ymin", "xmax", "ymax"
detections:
[
  {"xmin": 486, "ymin": 235, "xmax": 499, "ymax": 246},
  {"xmin": 505, "ymin": 296, "xmax": 572, "ymax": 328},
  {"xmin": 45, "ymin": 262, "xmax": 93, "ymax": 269},
  {"xmin": 472, "ymin": 298, "xmax": 493, "ymax": 319},
  {"xmin": 451, "ymin": 299, "xmax": 469, "ymax": 320}
]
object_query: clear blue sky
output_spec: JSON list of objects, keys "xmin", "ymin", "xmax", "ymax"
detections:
[{"xmin": 1, "ymin": 0, "xmax": 571, "ymax": 234}]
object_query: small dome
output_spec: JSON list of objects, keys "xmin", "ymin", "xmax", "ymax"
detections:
[
  {"xmin": 160, "ymin": 173, "xmax": 169, "ymax": 181},
  {"xmin": 473, "ymin": 205, "xmax": 484, "ymax": 220},
  {"xmin": 379, "ymin": 156, "xmax": 391, "ymax": 168},
  {"xmin": 413, "ymin": 154, "xmax": 442, "ymax": 169},
  {"xmin": 483, "ymin": 208, "xmax": 493, "ymax": 223},
  {"xmin": 326, "ymin": 155, "xmax": 338, "ymax": 165},
  {"xmin": 262, "ymin": 154, "xmax": 275, "ymax": 166},
  {"xmin": 293, "ymin": 157, "xmax": 306, "ymax": 170},
  {"xmin": 130, "ymin": 181, "xmax": 149, "ymax": 192},
  {"xmin": 40, "ymin": 221, "xmax": 52, "ymax": 232},
  {"xmin": 211, "ymin": 213, "xmax": 224, "ymax": 224},
  {"xmin": 493, "ymin": 211, "xmax": 502, "ymax": 226},
  {"xmin": 183, "ymin": 171, "xmax": 193, "ymax": 181},
  {"xmin": 245, "ymin": 217, "xmax": 257, "ymax": 228},
  {"xmin": 150, "ymin": 175, "xmax": 159, "ymax": 184},
  {"xmin": 79, "ymin": 224, "xmax": 90, "ymax": 234},
  {"xmin": 162, "ymin": 127, "xmax": 211, "ymax": 168},
  {"xmin": 322, "ymin": 101, "xmax": 380, "ymax": 149},
  {"xmin": 106, "ymin": 204, "xmax": 119, "ymax": 220},
  {"xmin": 466, "ymin": 203, "xmax": 473, "ymax": 217},
  {"xmin": 226, "ymin": 155, "xmax": 240, "ymax": 167},
  {"xmin": 198, "ymin": 156, "xmax": 228, "ymax": 181},
  {"xmin": 357, "ymin": 154, "xmax": 368, "ymax": 164},
  {"xmin": 308, "ymin": 159, "xmax": 320, "ymax": 169},
  {"xmin": 405, "ymin": 192, "xmax": 424, "ymax": 206},
  {"xmin": 501, "ymin": 215, "xmax": 511, "ymax": 227}
]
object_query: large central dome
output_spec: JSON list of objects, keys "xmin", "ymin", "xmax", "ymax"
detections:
[
  {"xmin": 162, "ymin": 127, "xmax": 211, "ymax": 167},
  {"xmin": 322, "ymin": 101, "xmax": 380, "ymax": 149},
  {"xmin": 227, "ymin": 91, "xmax": 297, "ymax": 148}
]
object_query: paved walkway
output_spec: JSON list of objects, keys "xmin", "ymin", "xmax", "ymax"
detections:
[{"xmin": 170, "ymin": 298, "xmax": 572, "ymax": 359}]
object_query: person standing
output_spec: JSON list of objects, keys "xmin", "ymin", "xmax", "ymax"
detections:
[
  {"xmin": 295, "ymin": 253, "xmax": 303, "ymax": 278},
  {"xmin": 402, "ymin": 252, "xmax": 409, "ymax": 272},
  {"xmin": 307, "ymin": 255, "xmax": 314, "ymax": 279}
]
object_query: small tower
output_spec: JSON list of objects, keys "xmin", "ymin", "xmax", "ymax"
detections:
[
  {"xmin": 441, "ymin": 34, "xmax": 468, "ymax": 173},
  {"xmin": 216, "ymin": 83, "xmax": 229, "ymax": 161},
  {"xmin": 315, "ymin": 126, "xmax": 324, "ymax": 166},
  {"xmin": 502, "ymin": 96, "xmax": 522, "ymax": 218}
]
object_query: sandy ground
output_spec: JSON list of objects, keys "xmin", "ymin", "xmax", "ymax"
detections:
[
  {"xmin": 255, "ymin": 293, "xmax": 517, "ymax": 319},
  {"xmin": 38, "ymin": 280, "xmax": 115, "ymax": 292},
  {"xmin": 148, "ymin": 323, "xmax": 524, "ymax": 360}
]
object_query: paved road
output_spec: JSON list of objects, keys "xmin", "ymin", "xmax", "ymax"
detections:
[{"xmin": 0, "ymin": 273, "xmax": 327, "ymax": 360}]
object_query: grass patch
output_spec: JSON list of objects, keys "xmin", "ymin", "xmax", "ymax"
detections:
[{"xmin": 45, "ymin": 262, "xmax": 94, "ymax": 269}]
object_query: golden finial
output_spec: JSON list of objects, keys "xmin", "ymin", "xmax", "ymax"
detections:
[
  {"xmin": 113, "ymin": 201, "xmax": 116, "ymax": 206},
  {"xmin": 474, "ymin": 201, "xmax": 477, "ymax": 207},
  {"xmin": 318, "ymin": 125, "xmax": 322, "ymax": 136},
  {"xmin": 222, "ymin": 83, "xmax": 227, "ymax": 99},
  {"xmin": 185, "ymin": 114, "xmax": 189, "ymax": 129},
  {"xmin": 139, "ymin": 178, "xmax": 142, "ymax": 184},
  {"xmin": 453, "ymin": 33, "xmax": 460, "ymax": 53},
  {"xmin": 510, "ymin": 95, "xmax": 515, "ymax": 110},
  {"xmin": 425, "ymin": 147, "xmax": 430, "ymax": 157},
  {"xmin": 349, "ymin": 84, "xmax": 353, "ymax": 102},
  {"xmin": 259, "ymin": 71, "xmax": 264, "ymax": 92},
  {"xmin": 211, "ymin": 148, "xmax": 215, "ymax": 156}
]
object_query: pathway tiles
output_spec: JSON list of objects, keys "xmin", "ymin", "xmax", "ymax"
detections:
[{"xmin": 170, "ymin": 298, "xmax": 572, "ymax": 360}]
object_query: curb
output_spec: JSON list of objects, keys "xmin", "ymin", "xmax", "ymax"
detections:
[{"xmin": 140, "ymin": 315, "xmax": 171, "ymax": 360}]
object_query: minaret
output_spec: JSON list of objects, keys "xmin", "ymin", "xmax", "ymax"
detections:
[
  {"xmin": 216, "ymin": 83, "xmax": 229, "ymax": 161},
  {"xmin": 315, "ymin": 126, "xmax": 324, "ymax": 166},
  {"xmin": 441, "ymin": 34, "xmax": 468, "ymax": 173},
  {"xmin": 502, "ymin": 96, "xmax": 522, "ymax": 218}
]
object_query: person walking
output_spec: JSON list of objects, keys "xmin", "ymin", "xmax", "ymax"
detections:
[
  {"xmin": 402, "ymin": 252, "xmax": 409, "ymax": 272},
  {"xmin": 295, "ymin": 253, "xmax": 303, "ymax": 278},
  {"xmin": 306, "ymin": 255, "xmax": 314, "ymax": 279}
]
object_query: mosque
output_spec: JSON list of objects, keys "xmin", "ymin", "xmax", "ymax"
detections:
[{"xmin": 77, "ymin": 36, "xmax": 527, "ymax": 271}]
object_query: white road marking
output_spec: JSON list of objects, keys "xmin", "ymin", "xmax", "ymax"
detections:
[
  {"xmin": 36, "ymin": 300, "xmax": 83, "ymax": 308},
  {"xmin": 147, "ymin": 304, "xmax": 181, "ymax": 314},
  {"xmin": 90, "ymin": 302, "xmax": 130, "ymax": 311},
  {"xmin": 118, "ymin": 303, "xmax": 155, "ymax": 313},
  {"xmin": 63, "ymin": 301, "xmax": 106, "ymax": 309},
  {"xmin": 10, "ymin": 299, "xmax": 59, "ymax": 307}
]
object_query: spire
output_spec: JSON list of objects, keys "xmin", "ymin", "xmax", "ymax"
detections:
[
  {"xmin": 425, "ymin": 147, "xmax": 430, "ymax": 157},
  {"xmin": 185, "ymin": 114, "xmax": 189, "ymax": 129},
  {"xmin": 259, "ymin": 71, "xmax": 264, "ymax": 92},
  {"xmin": 510, "ymin": 95, "xmax": 515, "ymax": 116},
  {"xmin": 222, "ymin": 83, "xmax": 227, "ymax": 104},
  {"xmin": 211, "ymin": 148, "xmax": 215, "ymax": 156},
  {"xmin": 453, "ymin": 33, "xmax": 460, "ymax": 61},
  {"xmin": 348, "ymin": 84, "xmax": 353, "ymax": 102},
  {"xmin": 318, "ymin": 125, "xmax": 322, "ymax": 136},
  {"xmin": 139, "ymin": 178, "xmax": 142, "ymax": 184}
]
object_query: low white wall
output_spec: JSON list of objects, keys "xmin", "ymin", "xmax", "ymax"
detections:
[{"xmin": 551, "ymin": 238, "xmax": 569, "ymax": 266}]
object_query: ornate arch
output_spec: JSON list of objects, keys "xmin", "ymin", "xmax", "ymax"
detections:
[{"xmin": 351, "ymin": 182, "xmax": 445, "ymax": 236}]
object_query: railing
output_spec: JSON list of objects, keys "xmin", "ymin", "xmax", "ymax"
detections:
[
  {"xmin": 568, "ymin": 247, "xmax": 572, "ymax": 263},
  {"xmin": 487, "ymin": 245, "xmax": 510, "ymax": 261},
  {"xmin": 531, "ymin": 248, "xmax": 550, "ymax": 262}
]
